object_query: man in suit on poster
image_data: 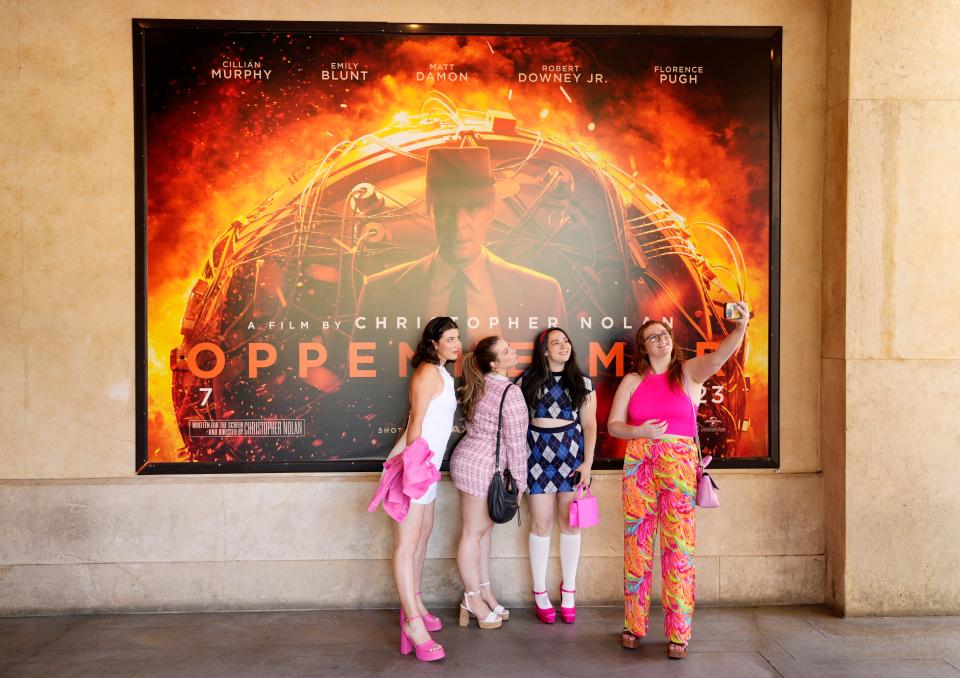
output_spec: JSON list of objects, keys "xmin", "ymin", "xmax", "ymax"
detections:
[
  {"xmin": 352, "ymin": 146, "xmax": 567, "ymax": 373},
  {"xmin": 343, "ymin": 147, "xmax": 567, "ymax": 452}
]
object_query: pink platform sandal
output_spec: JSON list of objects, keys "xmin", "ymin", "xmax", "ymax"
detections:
[
  {"xmin": 415, "ymin": 591, "xmax": 442, "ymax": 631},
  {"xmin": 532, "ymin": 589, "xmax": 556, "ymax": 624},
  {"xmin": 399, "ymin": 609, "xmax": 445, "ymax": 662},
  {"xmin": 559, "ymin": 586, "xmax": 576, "ymax": 624}
]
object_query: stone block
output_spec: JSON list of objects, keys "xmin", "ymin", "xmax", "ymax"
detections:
[
  {"xmin": 0, "ymin": 481, "xmax": 224, "ymax": 564},
  {"xmin": 849, "ymin": 0, "xmax": 960, "ymax": 100},
  {"xmin": 718, "ymin": 473, "xmax": 824, "ymax": 556},
  {"xmin": 826, "ymin": 0, "xmax": 851, "ymax": 110},
  {"xmin": 720, "ymin": 555, "xmax": 825, "ymax": 605},
  {"xmin": 821, "ymin": 101, "xmax": 848, "ymax": 361},
  {"xmin": 846, "ymin": 99, "xmax": 960, "ymax": 360},
  {"xmin": 845, "ymin": 358, "xmax": 960, "ymax": 615}
]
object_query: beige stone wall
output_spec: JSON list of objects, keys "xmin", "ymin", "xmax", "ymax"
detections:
[
  {"xmin": 822, "ymin": 0, "xmax": 960, "ymax": 615},
  {"xmin": 822, "ymin": 0, "xmax": 850, "ymax": 614},
  {"xmin": 0, "ymin": 0, "xmax": 827, "ymax": 613}
]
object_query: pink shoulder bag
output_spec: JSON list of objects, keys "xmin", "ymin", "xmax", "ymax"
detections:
[
  {"xmin": 689, "ymin": 377, "xmax": 719, "ymax": 508},
  {"xmin": 696, "ymin": 451, "xmax": 720, "ymax": 508}
]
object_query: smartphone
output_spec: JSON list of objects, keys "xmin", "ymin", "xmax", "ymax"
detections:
[
  {"xmin": 724, "ymin": 302, "xmax": 743, "ymax": 320},
  {"xmin": 570, "ymin": 471, "xmax": 593, "ymax": 487}
]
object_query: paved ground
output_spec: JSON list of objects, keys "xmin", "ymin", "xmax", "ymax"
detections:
[{"xmin": 1, "ymin": 605, "xmax": 959, "ymax": 677}]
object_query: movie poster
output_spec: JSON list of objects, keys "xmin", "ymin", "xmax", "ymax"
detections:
[{"xmin": 135, "ymin": 21, "xmax": 781, "ymax": 473}]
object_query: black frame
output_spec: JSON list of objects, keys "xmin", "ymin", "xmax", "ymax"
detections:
[{"xmin": 135, "ymin": 19, "xmax": 782, "ymax": 474}]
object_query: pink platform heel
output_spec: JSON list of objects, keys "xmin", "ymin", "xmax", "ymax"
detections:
[
  {"xmin": 415, "ymin": 591, "xmax": 443, "ymax": 631},
  {"xmin": 532, "ymin": 589, "xmax": 556, "ymax": 624},
  {"xmin": 559, "ymin": 587, "xmax": 576, "ymax": 624},
  {"xmin": 399, "ymin": 609, "xmax": 445, "ymax": 662}
]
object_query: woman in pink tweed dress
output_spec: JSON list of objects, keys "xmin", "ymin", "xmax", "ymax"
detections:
[{"xmin": 450, "ymin": 336, "xmax": 528, "ymax": 629}]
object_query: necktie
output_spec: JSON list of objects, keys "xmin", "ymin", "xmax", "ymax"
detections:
[{"xmin": 447, "ymin": 269, "xmax": 469, "ymax": 326}]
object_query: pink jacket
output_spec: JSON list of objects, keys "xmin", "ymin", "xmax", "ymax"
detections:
[{"xmin": 367, "ymin": 437, "xmax": 441, "ymax": 522}]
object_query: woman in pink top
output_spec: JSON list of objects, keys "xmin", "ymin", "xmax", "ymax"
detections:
[
  {"xmin": 607, "ymin": 302, "xmax": 749, "ymax": 659},
  {"xmin": 450, "ymin": 336, "xmax": 528, "ymax": 630}
]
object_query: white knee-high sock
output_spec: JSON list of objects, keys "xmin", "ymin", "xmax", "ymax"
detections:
[
  {"xmin": 559, "ymin": 531, "xmax": 581, "ymax": 607},
  {"xmin": 529, "ymin": 533, "xmax": 551, "ymax": 608}
]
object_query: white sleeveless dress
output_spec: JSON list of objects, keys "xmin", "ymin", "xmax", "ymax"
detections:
[{"xmin": 410, "ymin": 364, "xmax": 457, "ymax": 505}]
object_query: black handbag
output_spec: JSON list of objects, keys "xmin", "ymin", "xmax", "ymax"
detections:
[{"xmin": 487, "ymin": 384, "xmax": 520, "ymax": 524}]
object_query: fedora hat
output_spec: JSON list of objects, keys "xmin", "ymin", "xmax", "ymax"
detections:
[{"xmin": 425, "ymin": 146, "xmax": 517, "ymax": 206}]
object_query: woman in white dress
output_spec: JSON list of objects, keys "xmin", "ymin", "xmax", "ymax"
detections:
[{"xmin": 393, "ymin": 316, "xmax": 461, "ymax": 661}]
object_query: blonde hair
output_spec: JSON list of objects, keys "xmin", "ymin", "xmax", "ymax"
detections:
[{"xmin": 459, "ymin": 336, "xmax": 501, "ymax": 422}]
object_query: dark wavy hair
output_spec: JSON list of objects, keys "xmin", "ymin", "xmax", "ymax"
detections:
[
  {"xmin": 411, "ymin": 316, "xmax": 459, "ymax": 368},
  {"xmin": 634, "ymin": 320, "xmax": 684, "ymax": 392},
  {"xmin": 520, "ymin": 327, "xmax": 589, "ymax": 412}
]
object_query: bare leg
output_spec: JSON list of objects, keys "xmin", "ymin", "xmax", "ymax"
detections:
[
  {"xmin": 456, "ymin": 492, "xmax": 495, "ymax": 619},
  {"xmin": 413, "ymin": 500, "xmax": 435, "ymax": 616},
  {"xmin": 478, "ymin": 527, "xmax": 501, "ymax": 610},
  {"xmin": 557, "ymin": 490, "xmax": 580, "ymax": 536},
  {"xmin": 529, "ymin": 493, "xmax": 557, "ymax": 537},
  {"xmin": 393, "ymin": 503, "xmax": 432, "ymax": 645}
]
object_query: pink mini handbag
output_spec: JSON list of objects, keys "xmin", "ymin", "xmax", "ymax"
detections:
[
  {"xmin": 690, "ymin": 390, "xmax": 719, "ymax": 509},
  {"xmin": 696, "ymin": 453, "xmax": 720, "ymax": 509},
  {"xmin": 569, "ymin": 484, "xmax": 600, "ymax": 528}
]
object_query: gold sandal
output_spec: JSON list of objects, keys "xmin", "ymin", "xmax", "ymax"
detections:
[{"xmin": 668, "ymin": 642, "xmax": 688, "ymax": 659}]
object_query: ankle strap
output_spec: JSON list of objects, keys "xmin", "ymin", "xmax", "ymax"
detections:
[
  {"xmin": 464, "ymin": 590, "xmax": 480, "ymax": 597},
  {"xmin": 405, "ymin": 614, "xmax": 423, "ymax": 622},
  {"xmin": 561, "ymin": 587, "xmax": 576, "ymax": 593},
  {"xmin": 532, "ymin": 589, "xmax": 547, "ymax": 595},
  {"xmin": 479, "ymin": 581, "xmax": 491, "ymax": 587}
]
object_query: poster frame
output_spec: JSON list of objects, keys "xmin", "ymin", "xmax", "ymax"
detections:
[{"xmin": 134, "ymin": 19, "xmax": 782, "ymax": 474}]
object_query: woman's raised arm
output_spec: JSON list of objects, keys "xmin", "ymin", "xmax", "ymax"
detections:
[{"xmin": 684, "ymin": 301, "xmax": 750, "ymax": 386}]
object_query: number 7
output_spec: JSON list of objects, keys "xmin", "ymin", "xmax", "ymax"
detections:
[{"xmin": 199, "ymin": 387, "xmax": 213, "ymax": 406}]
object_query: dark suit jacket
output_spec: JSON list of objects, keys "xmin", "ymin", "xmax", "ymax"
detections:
[
  {"xmin": 353, "ymin": 247, "xmax": 566, "ymax": 357},
  {"xmin": 341, "ymin": 248, "xmax": 566, "ymax": 453}
]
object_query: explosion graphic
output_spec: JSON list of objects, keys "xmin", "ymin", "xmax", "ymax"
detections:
[{"xmin": 144, "ymin": 32, "xmax": 772, "ymax": 466}]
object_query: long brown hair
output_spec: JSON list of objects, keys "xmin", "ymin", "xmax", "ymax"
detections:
[
  {"xmin": 459, "ymin": 336, "xmax": 501, "ymax": 422},
  {"xmin": 520, "ymin": 327, "xmax": 589, "ymax": 411},
  {"xmin": 634, "ymin": 320, "xmax": 685, "ymax": 392}
]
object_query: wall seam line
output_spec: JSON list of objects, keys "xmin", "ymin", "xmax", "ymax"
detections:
[{"xmin": 0, "ymin": 553, "xmax": 827, "ymax": 567}]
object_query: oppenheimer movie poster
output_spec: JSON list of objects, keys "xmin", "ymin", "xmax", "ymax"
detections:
[{"xmin": 136, "ymin": 22, "xmax": 781, "ymax": 473}]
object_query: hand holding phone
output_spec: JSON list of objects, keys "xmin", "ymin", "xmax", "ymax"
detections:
[{"xmin": 724, "ymin": 301, "xmax": 750, "ymax": 324}]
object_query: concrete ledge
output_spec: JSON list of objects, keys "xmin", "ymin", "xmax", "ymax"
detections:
[
  {"xmin": 0, "ymin": 553, "xmax": 828, "ymax": 616},
  {"xmin": 0, "ymin": 472, "xmax": 822, "ymax": 563},
  {"xmin": 0, "ymin": 474, "xmax": 824, "ymax": 614}
]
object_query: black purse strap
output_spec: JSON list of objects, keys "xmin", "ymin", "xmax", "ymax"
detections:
[{"xmin": 494, "ymin": 383, "xmax": 513, "ymax": 473}]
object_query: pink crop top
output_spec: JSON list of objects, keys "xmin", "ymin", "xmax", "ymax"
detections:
[{"xmin": 627, "ymin": 371, "xmax": 697, "ymax": 437}]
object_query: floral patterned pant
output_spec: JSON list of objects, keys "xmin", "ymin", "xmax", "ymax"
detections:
[{"xmin": 622, "ymin": 436, "xmax": 697, "ymax": 644}]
